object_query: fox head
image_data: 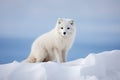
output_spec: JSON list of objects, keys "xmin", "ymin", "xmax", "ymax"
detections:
[{"xmin": 56, "ymin": 18, "xmax": 76, "ymax": 38}]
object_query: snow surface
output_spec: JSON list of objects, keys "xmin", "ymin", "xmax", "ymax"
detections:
[{"xmin": 0, "ymin": 50, "xmax": 120, "ymax": 80}]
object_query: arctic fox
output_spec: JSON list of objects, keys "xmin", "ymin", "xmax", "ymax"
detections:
[{"xmin": 26, "ymin": 18, "xmax": 76, "ymax": 63}]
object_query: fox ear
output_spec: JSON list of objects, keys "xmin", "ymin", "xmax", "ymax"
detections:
[
  {"xmin": 69, "ymin": 20, "xmax": 74, "ymax": 25},
  {"xmin": 57, "ymin": 18, "xmax": 63, "ymax": 24}
]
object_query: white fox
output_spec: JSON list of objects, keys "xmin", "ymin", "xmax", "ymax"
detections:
[{"xmin": 26, "ymin": 18, "xmax": 76, "ymax": 63}]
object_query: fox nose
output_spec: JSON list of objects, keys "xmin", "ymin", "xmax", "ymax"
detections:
[{"xmin": 63, "ymin": 32, "xmax": 66, "ymax": 35}]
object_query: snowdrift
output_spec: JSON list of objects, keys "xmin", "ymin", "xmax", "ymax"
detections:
[{"xmin": 0, "ymin": 50, "xmax": 120, "ymax": 80}]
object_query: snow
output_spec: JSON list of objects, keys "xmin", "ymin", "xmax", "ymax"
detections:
[{"xmin": 0, "ymin": 50, "xmax": 120, "ymax": 80}]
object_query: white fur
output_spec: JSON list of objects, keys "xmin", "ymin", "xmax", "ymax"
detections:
[{"xmin": 26, "ymin": 18, "xmax": 76, "ymax": 63}]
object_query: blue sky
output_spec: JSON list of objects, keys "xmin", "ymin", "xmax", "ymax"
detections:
[
  {"xmin": 0, "ymin": 0, "xmax": 120, "ymax": 40},
  {"xmin": 0, "ymin": 0, "xmax": 120, "ymax": 63}
]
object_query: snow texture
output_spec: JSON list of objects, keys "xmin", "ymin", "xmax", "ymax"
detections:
[{"xmin": 0, "ymin": 50, "xmax": 120, "ymax": 80}]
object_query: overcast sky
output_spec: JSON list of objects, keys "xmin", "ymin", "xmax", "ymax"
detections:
[{"xmin": 0, "ymin": 0, "xmax": 120, "ymax": 45}]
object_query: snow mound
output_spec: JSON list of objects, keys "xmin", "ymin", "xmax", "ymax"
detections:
[{"xmin": 0, "ymin": 50, "xmax": 120, "ymax": 80}]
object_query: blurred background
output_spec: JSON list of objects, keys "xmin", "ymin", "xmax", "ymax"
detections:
[{"xmin": 0, "ymin": 0, "xmax": 120, "ymax": 64}]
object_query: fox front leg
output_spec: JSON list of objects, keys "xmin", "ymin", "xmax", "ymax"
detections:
[{"xmin": 54, "ymin": 49, "xmax": 63, "ymax": 63}]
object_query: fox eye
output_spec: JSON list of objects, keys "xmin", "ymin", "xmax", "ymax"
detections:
[
  {"xmin": 67, "ymin": 27, "xmax": 70, "ymax": 29},
  {"xmin": 61, "ymin": 27, "xmax": 63, "ymax": 29}
]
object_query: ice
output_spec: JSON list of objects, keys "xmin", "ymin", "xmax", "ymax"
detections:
[
  {"xmin": 0, "ymin": 50, "xmax": 120, "ymax": 80},
  {"xmin": 79, "ymin": 50, "xmax": 120, "ymax": 80}
]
